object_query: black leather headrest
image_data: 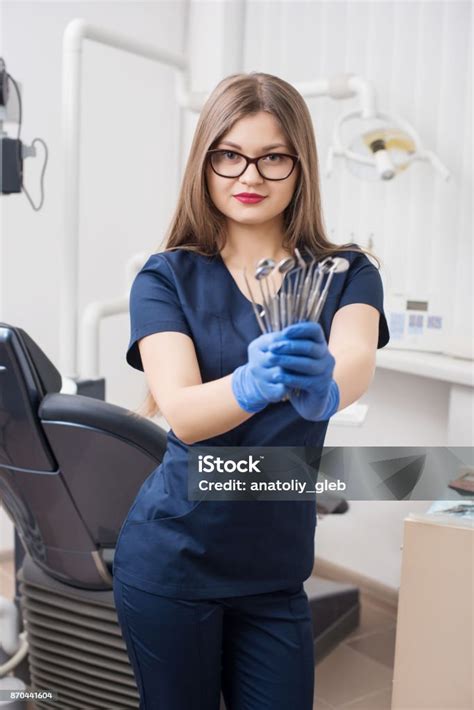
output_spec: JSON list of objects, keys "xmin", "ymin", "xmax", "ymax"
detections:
[
  {"xmin": 0, "ymin": 323, "xmax": 62, "ymax": 395},
  {"xmin": 0, "ymin": 323, "xmax": 61, "ymax": 470}
]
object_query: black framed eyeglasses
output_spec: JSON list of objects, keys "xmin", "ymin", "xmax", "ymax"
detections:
[{"xmin": 206, "ymin": 149, "xmax": 300, "ymax": 181}]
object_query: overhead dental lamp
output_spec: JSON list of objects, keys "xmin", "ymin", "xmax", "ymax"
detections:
[{"xmin": 326, "ymin": 109, "xmax": 451, "ymax": 181}]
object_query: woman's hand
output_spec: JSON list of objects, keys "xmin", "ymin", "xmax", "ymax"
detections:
[
  {"xmin": 231, "ymin": 331, "xmax": 289, "ymax": 413},
  {"xmin": 268, "ymin": 322, "xmax": 340, "ymax": 421}
]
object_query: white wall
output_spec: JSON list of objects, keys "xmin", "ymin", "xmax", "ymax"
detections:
[{"xmin": 0, "ymin": 1, "xmax": 472, "ymax": 589}]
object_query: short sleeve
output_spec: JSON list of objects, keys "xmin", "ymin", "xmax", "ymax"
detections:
[
  {"xmin": 126, "ymin": 254, "xmax": 192, "ymax": 371},
  {"xmin": 337, "ymin": 252, "xmax": 390, "ymax": 349}
]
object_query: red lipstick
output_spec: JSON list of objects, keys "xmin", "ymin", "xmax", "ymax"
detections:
[{"xmin": 234, "ymin": 193, "xmax": 266, "ymax": 204}]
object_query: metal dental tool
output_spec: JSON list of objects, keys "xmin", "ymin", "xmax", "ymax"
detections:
[
  {"xmin": 305, "ymin": 262, "xmax": 326, "ymax": 320},
  {"xmin": 256, "ymin": 257, "xmax": 279, "ymax": 296},
  {"xmin": 244, "ymin": 250, "xmax": 350, "ymax": 403},
  {"xmin": 266, "ymin": 260, "xmax": 283, "ymax": 332},
  {"xmin": 256, "ymin": 257, "xmax": 280, "ymax": 329},
  {"xmin": 292, "ymin": 248, "xmax": 307, "ymax": 300},
  {"xmin": 304, "ymin": 253, "xmax": 334, "ymax": 320},
  {"xmin": 295, "ymin": 249, "xmax": 320, "ymax": 322},
  {"xmin": 309, "ymin": 256, "xmax": 350, "ymax": 321},
  {"xmin": 275, "ymin": 256, "xmax": 295, "ymax": 329},
  {"xmin": 244, "ymin": 251, "xmax": 350, "ymax": 333},
  {"xmin": 243, "ymin": 267, "xmax": 268, "ymax": 334},
  {"xmin": 287, "ymin": 248, "xmax": 307, "ymax": 325},
  {"xmin": 255, "ymin": 261, "xmax": 276, "ymax": 331}
]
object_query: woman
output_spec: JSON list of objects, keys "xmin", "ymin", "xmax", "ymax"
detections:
[{"xmin": 113, "ymin": 72, "xmax": 390, "ymax": 710}]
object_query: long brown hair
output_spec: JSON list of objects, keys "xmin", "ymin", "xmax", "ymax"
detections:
[{"xmin": 130, "ymin": 72, "xmax": 380, "ymax": 420}]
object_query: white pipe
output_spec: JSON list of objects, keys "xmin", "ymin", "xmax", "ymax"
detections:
[
  {"xmin": 125, "ymin": 251, "xmax": 149, "ymax": 290},
  {"xmin": 60, "ymin": 376, "xmax": 78, "ymax": 394},
  {"xmin": 0, "ymin": 631, "xmax": 29, "ymax": 676},
  {"xmin": 79, "ymin": 296, "xmax": 129, "ymax": 379},
  {"xmin": 78, "ymin": 252, "xmax": 149, "ymax": 379},
  {"xmin": 60, "ymin": 20, "xmax": 84, "ymax": 380},
  {"xmin": 347, "ymin": 75, "xmax": 377, "ymax": 118},
  {"xmin": 0, "ymin": 596, "xmax": 20, "ymax": 656},
  {"xmin": 175, "ymin": 72, "xmax": 209, "ymax": 111},
  {"xmin": 65, "ymin": 18, "xmax": 188, "ymax": 70},
  {"xmin": 293, "ymin": 74, "xmax": 377, "ymax": 117}
]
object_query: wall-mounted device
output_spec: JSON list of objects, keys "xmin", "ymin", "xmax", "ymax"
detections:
[
  {"xmin": 385, "ymin": 292, "xmax": 445, "ymax": 353},
  {"xmin": 0, "ymin": 57, "xmax": 48, "ymax": 210}
]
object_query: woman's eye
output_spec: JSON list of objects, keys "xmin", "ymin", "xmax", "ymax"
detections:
[
  {"xmin": 223, "ymin": 151, "xmax": 238, "ymax": 160},
  {"xmin": 264, "ymin": 154, "xmax": 282, "ymax": 162}
]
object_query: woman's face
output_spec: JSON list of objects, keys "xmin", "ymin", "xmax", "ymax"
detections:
[{"xmin": 205, "ymin": 111, "xmax": 299, "ymax": 228}]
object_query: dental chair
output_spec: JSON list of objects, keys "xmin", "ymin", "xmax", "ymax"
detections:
[{"xmin": 0, "ymin": 323, "xmax": 360, "ymax": 709}]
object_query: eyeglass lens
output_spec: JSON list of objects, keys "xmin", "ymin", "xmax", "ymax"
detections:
[{"xmin": 210, "ymin": 151, "xmax": 294, "ymax": 179}]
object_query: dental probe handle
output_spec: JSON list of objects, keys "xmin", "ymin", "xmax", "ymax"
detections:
[{"xmin": 243, "ymin": 269, "xmax": 268, "ymax": 334}]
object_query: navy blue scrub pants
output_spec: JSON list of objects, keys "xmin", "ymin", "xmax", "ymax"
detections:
[{"xmin": 113, "ymin": 578, "xmax": 315, "ymax": 710}]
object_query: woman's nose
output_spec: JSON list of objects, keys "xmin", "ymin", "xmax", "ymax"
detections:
[{"xmin": 239, "ymin": 162, "xmax": 263, "ymax": 184}]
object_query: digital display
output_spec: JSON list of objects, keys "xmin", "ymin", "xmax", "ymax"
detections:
[{"xmin": 406, "ymin": 300, "xmax": 428, "ymax": 311}]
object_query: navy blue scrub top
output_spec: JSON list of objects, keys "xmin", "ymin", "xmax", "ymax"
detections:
[{"xmin": 113, "ymin": 245, "xmax": 390, "ymax": 599}]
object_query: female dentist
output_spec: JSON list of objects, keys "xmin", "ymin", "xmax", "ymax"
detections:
[{"xmin": 113, "ymin": 71, "xmax": 390, "ymax": 710}]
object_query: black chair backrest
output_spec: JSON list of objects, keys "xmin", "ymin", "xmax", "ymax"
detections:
[{"xmin": 0, "ymin": 323, "xmax": 167, "ymax": 590}]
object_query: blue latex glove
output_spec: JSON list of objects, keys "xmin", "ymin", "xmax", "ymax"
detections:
[
  {"xmin": 268, "ymin": 322, "xmax": 340, "ymax": 421},
  {"xmin": 232, "ymin": 331, "xmax": 289, "ymax": 413}
]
